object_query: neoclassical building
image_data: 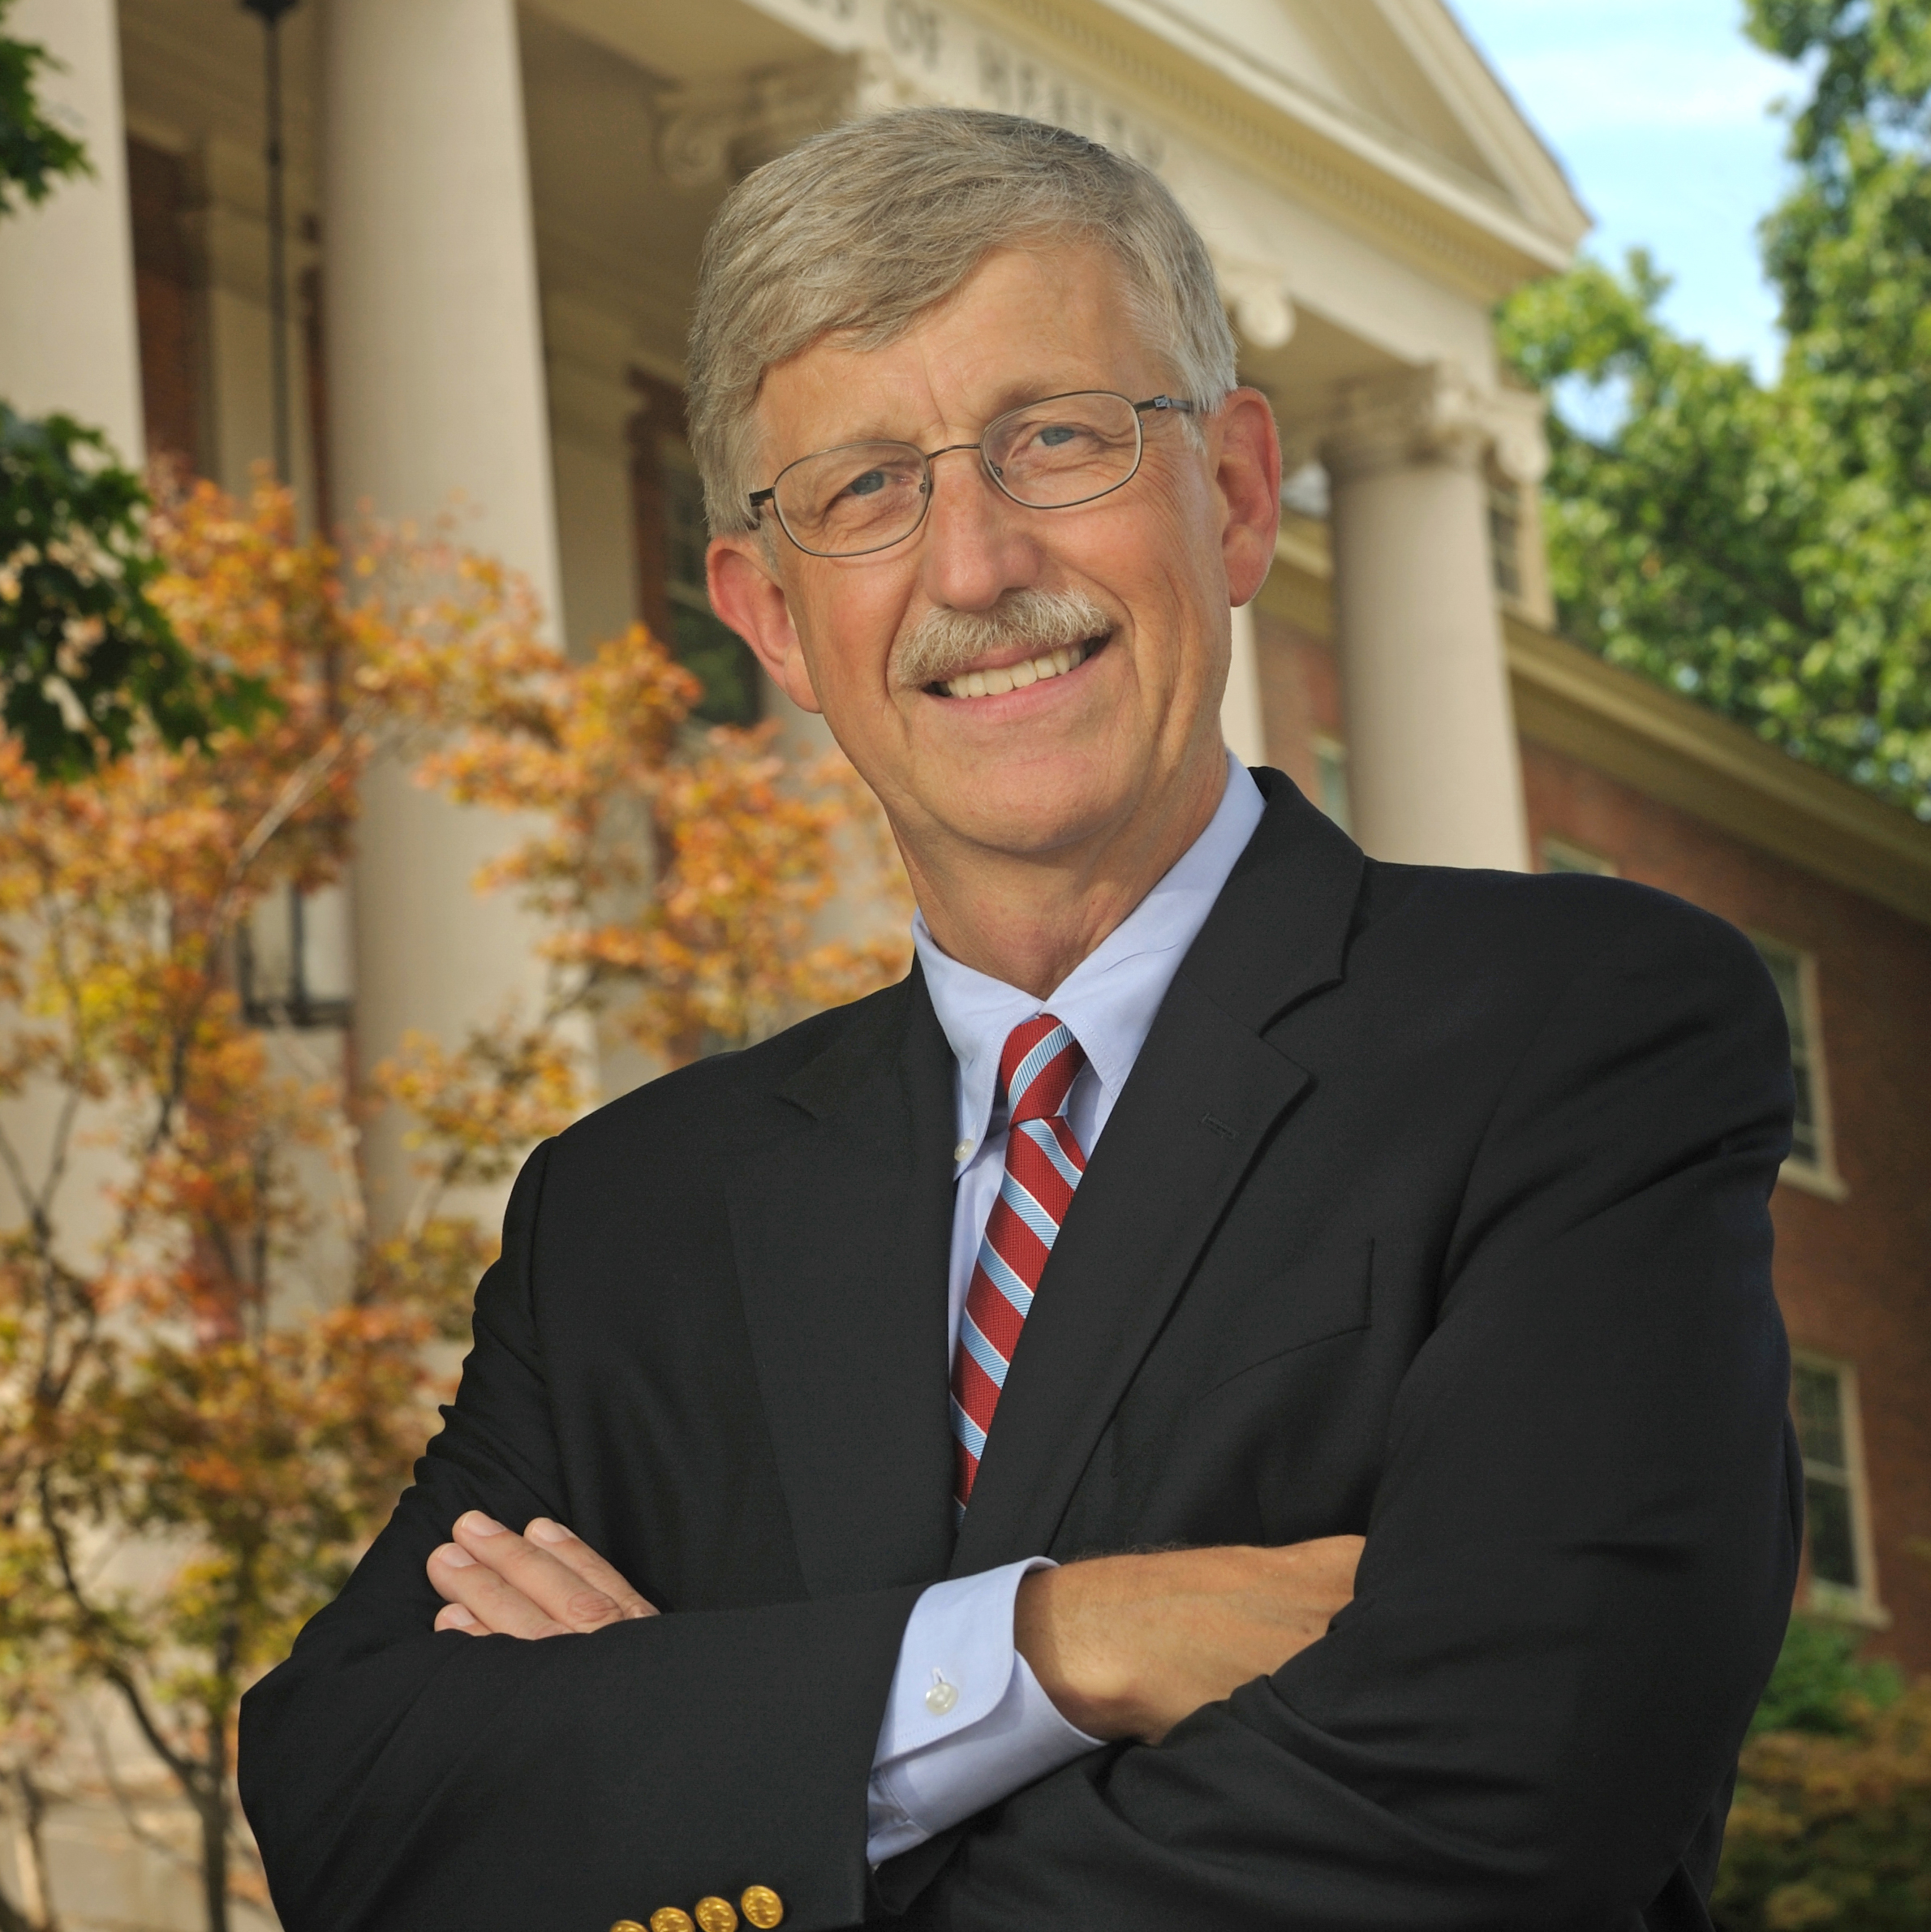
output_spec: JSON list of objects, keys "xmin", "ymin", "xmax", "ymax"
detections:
[{"xmin": 4, "ymin": 1, "xmax": 1930, "ymax": 1925}]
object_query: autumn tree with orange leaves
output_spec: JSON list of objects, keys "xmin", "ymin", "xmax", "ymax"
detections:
[{"xmin": 0, "ymin": 477, "xmax": 908, "ymax": 1932}]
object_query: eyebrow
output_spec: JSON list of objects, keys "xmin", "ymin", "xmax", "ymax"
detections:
[{"xmin": 792, "ymin": 379, "xmax": 1115, "ymax": 456}]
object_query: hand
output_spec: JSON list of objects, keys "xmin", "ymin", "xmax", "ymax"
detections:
[
  {"xmin": 427, "ymin": 1512, "xmax": 658, "ymax": 1638},
  {"xmin": 1014, "ymin": 1536, "xmax": 1364, "ymax": 1744}
]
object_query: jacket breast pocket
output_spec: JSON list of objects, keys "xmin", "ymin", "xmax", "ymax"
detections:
[{"xmin": 1198, "ymin": 1237, "xmax": 1374, "ymax": 1398}]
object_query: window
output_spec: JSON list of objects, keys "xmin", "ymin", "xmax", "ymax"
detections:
[
  {"xmin": 1279, "ymin": 460, "xmax": 1330, "ymax": 520},
  {"xmin": 661, "ymin": 456, "xmax": 762, "ymax": 727},
  {"xmin": 1750, "ymin": 935, "xmax": 1841, "ymax": 1190},
  {"xmin": 127, "ymin": 137, "xmax": 204, "ymax": 470},
  {"xmin": 1791, "ymin": 1355, "xmax": 1885, "ymax": 1624},
  {"xmin": 239, "ymin": 883, "xmax": 353, "ymax": 1029},
  {"xmin": 1539, "ymin": 838, "xmax": 1616, "ymax": 877},
  {"xmin": 1312, "ymin": 735, "xmax": 1350, "ymax": 832},
  {"xmin": 627, "ymin": 372, "xmax": 762, "ymax": 729},
  {"xmin": 1487, "ymin": 477, "xmax": 1524, "ymax": 600}
]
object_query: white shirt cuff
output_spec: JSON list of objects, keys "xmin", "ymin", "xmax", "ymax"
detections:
[{"xmin": 867, "ymin": 1556, "xmax": 1102, "ymax": 1865}]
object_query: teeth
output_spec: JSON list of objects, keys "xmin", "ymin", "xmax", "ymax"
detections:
[{"xmin": 940, "ymin": 640, "xmax": 1091, "ymax": 699}]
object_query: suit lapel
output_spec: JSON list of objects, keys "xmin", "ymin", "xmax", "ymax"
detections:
[
  {"xmin": 950, "ymin": 772, "xmax": 1367, "ymax": 1573},
  {"xmin": 729, "ymin": 970, "xmax": 958, "ymax": 1599}
]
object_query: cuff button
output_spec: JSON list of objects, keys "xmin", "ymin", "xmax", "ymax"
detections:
[
  {"xmin": 609, "ymin": 1923, "xmax": 647, "ymax": 1932},
  {"xmin": 741, "ymin": 1888, "xmax": 785, "ymax": 1930},
  {"xmin": 695, "ymin": 1900, "xmax": 738, "ymax": 1932},
  {"xmin": 648, "ymin": 1913, "xmax": 695, "ymax": 1932}
]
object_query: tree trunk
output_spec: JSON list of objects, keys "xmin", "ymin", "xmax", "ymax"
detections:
[
  {"xmin": 196, "ymin": 1710, "xmax": 230, "ymax": 1932},
  {"xmin": 197, "ymin": 1785, "xmax": 228, "ymax": 1932},
  {"xmin": 2, "ymin": 1768, "xmax": 57, "ymax": 1932}
]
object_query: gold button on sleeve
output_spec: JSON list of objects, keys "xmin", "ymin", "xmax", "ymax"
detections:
[
  {"xmin": 648, "ymin": 1911, "xmax": 695, "ymax": 1932},
  {"xmin": 609, "ymin": 1922, "xmax": 647, "ymax": 1932},
  {"xmin": 694, "ymin": 1900, "xmax": 738, "ymax": 1932},
  {"xmin": 740, "ymin": 1887, "xmax": 785, "ymax": 1930}
]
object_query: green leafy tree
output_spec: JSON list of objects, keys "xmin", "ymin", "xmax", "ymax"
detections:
[
  {"xmin": 0, "ymin": 0, "xmax": 238, "ymax": 780},
  {"xmin": 1717, "ymin": 1620, "xmax": 1929, "ymax": 1930},
  {"xmin": 1750, "ymin": 1615, "xmax": 1905, "ymax": 1740},
  {"xmin": 0, "ymin": 0, "xmax": 84, "ymax": 217},
  {"xmin": 1499, "ymin": 0, "xmax": 1931, "ymax": 822},
  {"xmin": 1, "ymin": 405, "xmax": 243, "ymax": 779}
]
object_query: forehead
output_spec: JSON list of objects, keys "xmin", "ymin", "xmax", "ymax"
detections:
[{"xmin": 754, "ymin": 241, "xmax": 1163, "ymax": 458}]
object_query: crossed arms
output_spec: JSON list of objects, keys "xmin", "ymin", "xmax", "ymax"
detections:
[
  {"xmin": 239, "ymin": 894, "xmax": 1802, "ymax": 1931},
  {"xmin": 426, "ymin": 1512, "xmax": 1365, "ymax": 1745}
]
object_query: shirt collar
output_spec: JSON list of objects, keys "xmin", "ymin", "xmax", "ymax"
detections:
[{"xmin": 914, "ymin": 751, "xmax": 1267, "ymax": 1167}]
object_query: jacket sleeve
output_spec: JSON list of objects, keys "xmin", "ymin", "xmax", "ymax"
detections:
[
  {"xmin": 238, "ymin": 1138, "xmax": 922, "ymax": 1932},
  {"xmin": 892, "ymin": 897, "xmax": 1802, "ymax": 1931}
]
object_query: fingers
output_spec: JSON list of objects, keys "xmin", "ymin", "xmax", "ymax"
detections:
[
  {"xmin": 523, "ymin": 1517, "xmax": 658, "ymax": 1620},
  {"xmin": 424, "ymin": 1513, "xmax": 657, "ymax": 1639},
  {"xmin": 427, "ymin": 1538, "xmax": 577, "ymax": 1639}
]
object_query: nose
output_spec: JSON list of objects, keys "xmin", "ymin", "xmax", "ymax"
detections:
[{"xmin": 916, "ymin": 444, "xmax": 1044, "ymax": 613}]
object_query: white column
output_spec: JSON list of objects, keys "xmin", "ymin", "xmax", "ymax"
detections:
[
  {"xmin": 1220, "ymin": 602, "xmax": 1268, "ymax": 768},
  {"xmin": 322, "ymin": 0, "xmax": 568, "ymax": 1222},
  {"xmin": 0, "ymin": 0, "xmax": 143, "ymax": 457},
  {"xmin": 1318, "ymin": 364, "xmax": 1542, "ymax": 871}
]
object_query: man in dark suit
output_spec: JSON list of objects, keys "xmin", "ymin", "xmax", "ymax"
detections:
[{"xmin": 239, "ymin": 108, "xmax": 1799, "ymax": 1932}]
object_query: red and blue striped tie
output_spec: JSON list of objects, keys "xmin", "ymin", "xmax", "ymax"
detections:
[{"xmin": 951, "ymin": 1013, "xmax": 1087, "ymax": 1517}]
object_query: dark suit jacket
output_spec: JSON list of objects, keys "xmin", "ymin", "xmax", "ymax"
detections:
[{"xmin": 239, "ymin": 769, "xmax": 1800, "ymax": 1932}]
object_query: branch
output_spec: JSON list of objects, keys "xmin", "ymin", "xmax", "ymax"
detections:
[
  {"xmin": 1550, "ymin": 427, "xmax": 1816, "ymax": 638},
  {"xmin": 102, "ymin": 704, "xmax": 381, "ymax": 1266},
  {"xmin": 0, "ymin": 1763, "xmax": 58, "ymax": 1932},
  {"xmin": 0, "ymin": 1121, "xmax": 37, "ymax": 1233},
  {"xmin": 37, "ymin": 1480, "xmax": 200, "ymax": 1800},
  {"xmin": 81, "ymin": 1704, "xmax": 203, "ymax": 1883},
  {"xmin": 270, "ymin": 1024, "xmax": 368, "ymax": 1266}
]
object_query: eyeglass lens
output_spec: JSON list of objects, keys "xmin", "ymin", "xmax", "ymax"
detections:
[{"xmin": 772, "ymin": 390, "xmax": 1146, "ymax": 557}]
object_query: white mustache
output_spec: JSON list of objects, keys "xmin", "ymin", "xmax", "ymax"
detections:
[{"xmin": 891, "ymin": 587, "xmax": 1114, "ymax": 691}]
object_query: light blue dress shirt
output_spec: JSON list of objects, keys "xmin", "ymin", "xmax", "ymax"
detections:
[{"xmin": 866, "ymin": 751, "xmax": 1268, "ymax": 1864}]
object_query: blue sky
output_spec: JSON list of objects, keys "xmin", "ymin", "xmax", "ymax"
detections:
[{"xmin": 1449, "ymin": 0, "xmax": 1803, "ymax": 376}]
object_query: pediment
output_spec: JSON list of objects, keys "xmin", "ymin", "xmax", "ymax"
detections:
[{"xmin": 1120, "ymin": 0, "xmax": 1587, "ymax": 253}]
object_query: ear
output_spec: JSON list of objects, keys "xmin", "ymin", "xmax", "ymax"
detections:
[
  {"xmin": 707, "ymin": 532, "xmax": 823, "ymax": 714},
  {"xmin": 1213, "ymin": 388, "xmax": 1282, "ymax": 609}
]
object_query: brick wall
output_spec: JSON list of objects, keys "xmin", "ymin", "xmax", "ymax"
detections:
[
  {"xmin": 1249, "ymin": 605, "xmax": 1931, "ymax": 1672},
  {"xmin": 126, "ymin": 138, "xmax": 200, "ymax": 470},
  {"xmin": 1521, "ymin": 741, "xmax": 1931, "ymax": 1672},
  {"xmin": 1252, "ymin": 603, "xmax": 1344, "ymax": 812}
]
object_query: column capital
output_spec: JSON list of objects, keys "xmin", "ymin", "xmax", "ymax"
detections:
[
  {"xmin": 1212, "ymin": 252, "xmax": 1297, "ymax": 352},
  {"xmin": 656, "ymin": 56, "xmax": 867, "ymax": 188},
  {"xmin": 1285, "ymin": 361, "xmax": 1549, "ymax": 488}
]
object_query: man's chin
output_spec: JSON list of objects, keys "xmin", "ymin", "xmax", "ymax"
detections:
[{"xmin": 927, "ymin": 772, "xmax": 1142, "ymax": 864}]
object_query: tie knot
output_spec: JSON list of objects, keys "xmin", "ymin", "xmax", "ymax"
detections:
[{"xmin": 1000, "ymin": 1013, "xmax": 1085, "ymax": 1126}]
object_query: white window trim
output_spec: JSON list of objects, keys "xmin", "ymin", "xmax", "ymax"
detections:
[
  {"xmin": 1748, "ymin": 932, "xmax": 1847, "ymax": 1201},
  {"xmin": 1791, "ymin": 1350, "xmax": 1889, "ymax": 1629}
]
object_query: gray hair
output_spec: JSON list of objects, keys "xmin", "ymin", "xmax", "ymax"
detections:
[{"xmin": 686, "ymin": 105, "xmax": 1238, "ymax": 537}]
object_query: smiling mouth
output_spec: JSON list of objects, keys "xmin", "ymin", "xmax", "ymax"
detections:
[{"xmin": 927, "ymin": 634, "xmax": 1109, "ymax": 699}]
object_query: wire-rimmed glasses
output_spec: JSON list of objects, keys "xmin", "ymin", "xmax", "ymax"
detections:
[{"xmin": 748, "ymin": 390, "xmax": 1198, "ymax": 558}]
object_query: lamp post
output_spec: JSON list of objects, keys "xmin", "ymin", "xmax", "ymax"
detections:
[
  {"xmin": 236, "ymin": 0, "xmax": 349, "ymax": 1032},
  {"xmin": 239, "ymin": 0, "xmax": 300, "ymax": 483}
]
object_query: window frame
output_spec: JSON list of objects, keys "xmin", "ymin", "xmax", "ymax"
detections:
[
  {"xmin": 1748, "ymin": 932, "xmax": 1847, "ymax": 1200},
  {"xmin": 1790, "ymin": 1349, "xmax": 1888, "ymax": 1628}
]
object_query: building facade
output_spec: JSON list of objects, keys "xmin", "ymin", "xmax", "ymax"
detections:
[{"xmin": 1, "ymin": 0, "xmax": 1928, "ymax": 1925}]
